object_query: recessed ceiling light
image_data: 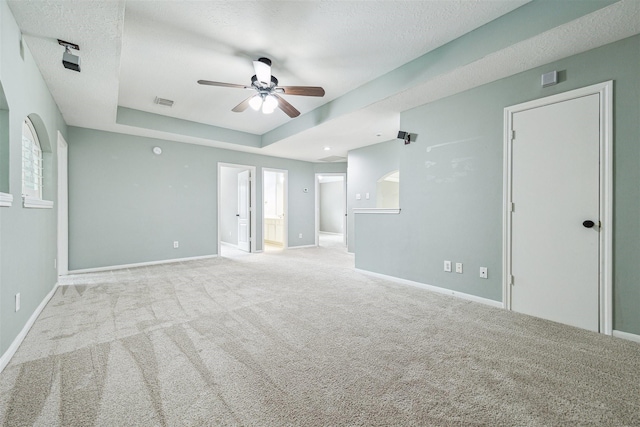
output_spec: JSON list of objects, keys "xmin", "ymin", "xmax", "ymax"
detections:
[{"xmin": 324, "ymin": 146, "xmax": 331, "ymax": 151}]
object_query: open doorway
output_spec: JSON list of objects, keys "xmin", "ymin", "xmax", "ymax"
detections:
[
  {"xmin": 262, "ymin": 168, "xmax": 288, "ymax": 252},
  {"xmin": 315, "ymin": 173, "xmax": 346, "ymax": 248},
  {"xmin": 218, "ymin": 163, "xmax": 256, "ymax": 257}
]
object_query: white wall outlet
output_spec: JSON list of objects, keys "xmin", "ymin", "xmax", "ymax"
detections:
[
  {"xmin": 480, "ymin": 267, "xmax": 488, "ymax": 279},
  {"xmin": 365, "ymin": 192, "xmax": 370, "ymax": 200},
  {"xmin": 173, "ymin": 241, "xmax": 179, "ymax": 249},
  {"xmin": 299, "ymin": 233, "xmax": 303, "ymax": 239},
  {"xmin": 444, "ymin": 260, "xmax": 452, "ymax": 272},
  {"xmin": 356, "ymin": 193, "xmax": 361, "ymax": 200},
  {"xmin": 455, "ymin": 262, "xmax": 463, "ymax": 274},
  {"xmin": 15, "ymin": 293, "xmax": 20, "ymax": 312}
]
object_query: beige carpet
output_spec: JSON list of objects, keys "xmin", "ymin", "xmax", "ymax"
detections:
[{"xmin": 1, "ymin": 241, "xmax": 639, "ymax": 426}]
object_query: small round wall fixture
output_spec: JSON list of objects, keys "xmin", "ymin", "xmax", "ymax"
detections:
[{"xmin": 153, "ymin": 147, "xmax": 162, "ymax": 155}]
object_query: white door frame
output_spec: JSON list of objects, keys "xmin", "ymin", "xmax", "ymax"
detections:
[
  {"xmin": 57, "ymin": 131, "xmax": 68, "ymax": 276},
  {"xmin": 315, "ymin": 173, "xmax": 347, "ymax": 246},
  {"xmin": 262, "ymin": 168, "xmax": 289, "ymax": 249},
  {"xmin": 217, "ymin": 162, "xmax": 257, "ymax": 255},
  {"xmin": 502, "ymin": 81, "xmax": 613, "ymax": 334}
]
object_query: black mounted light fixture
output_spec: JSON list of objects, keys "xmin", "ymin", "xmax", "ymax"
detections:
[
  {"xmin": 397, "ymin": 130, "xmax": 411, "ymax": 145},
  {"xmin": 58, "ymin": 39, "xmax": 80, "ymax": 72}
]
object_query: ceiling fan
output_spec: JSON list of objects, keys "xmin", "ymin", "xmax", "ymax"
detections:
[{"xmin": 198, "ymin": 57, "xmax": 325, "ymax": 118}]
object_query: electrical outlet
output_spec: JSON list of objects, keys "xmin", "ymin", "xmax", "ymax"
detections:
[
  {"xmin": 15, "ymin": 293, "xmax": 20, "ymax": 312},
  {"xmin": 455, "ymin": 262, "xmax": 463, "ymax": 274},
  {"xmin": 299, "ymin": 233, "xmax": 303, "ymax": 239},
  {"xmin": 444, "ymin": 260, "xmax": 452, "ymax": 272},
  {"xmin": 480, "ymin": 267, "xmax": 488, "ymax": 279},
  {"xmin": 173, "ymin": 241, "xmax": 179, "ymax": 249}
]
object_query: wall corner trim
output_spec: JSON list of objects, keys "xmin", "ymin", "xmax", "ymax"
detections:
[
  {"xmin": 612, "ymin": 330, "xmax": 640, "ymax": 344},
  {"xmin": 22, "ymin": 196, "xmax": 54, "ymax": 209},
  {"xmin": 355, "ymin": 268, "xmax": 503, "ymax": 309},
  {"xmin": 0, "ymin": 282, "xmax": 60, "ymax": 374},
  {"xmin": 0, "ymin": 192, "xmax": 13, "ymax": 207}
]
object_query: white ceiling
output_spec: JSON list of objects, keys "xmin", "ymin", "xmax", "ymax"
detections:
[{"xmin": 6, "ymin": 1, "xmax": 640, "ymax": 162}]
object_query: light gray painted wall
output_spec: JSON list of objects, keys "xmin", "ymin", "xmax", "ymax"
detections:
[
  {"xmin": 220, "ymin": 167, "xmax": 240, "ymax": 245},
  {"xmin": 352, "ymin": 35, "xmax": 640, "ymax": 335},
  {"xmin": 0, "ymin": 0, "xmax": 67, "ymax": 357},
  {"xmin": 347, "ymin": 140, "xmax": 400, "ymax": 252},
  {"xmin": 67, "ymin": 127, "xmax": 341, "ymax": 270},
  {"xmin": 319, "ymin": 181, "xmax": 344, "ymax": 233}
]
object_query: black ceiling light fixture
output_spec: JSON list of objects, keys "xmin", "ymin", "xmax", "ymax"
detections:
[
  {"xmin": 398, "ymin": 131, "xmax": 411, "ymax": 145},
  {"xmin": 58, "ymin": 39, "xmax": 80, "ymax": 72}
]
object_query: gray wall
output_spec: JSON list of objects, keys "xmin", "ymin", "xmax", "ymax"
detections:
[
  {"xmin": 351, "ymin": 35, "xmax": 640, "ymax": 335},
  {"xmin": 319, "ymin": 180, "xmax": 344, "ymax": 234},
  {"xmin": 67, "ymin": 127, "xmax": 343, "ymax": 270},
  {"xmin": 220, "ymin": 167, "xmax": 240, "ymax": 245},
  {"xmin": 0, "ymin": 0, "xmax": 67, "ymax": 357},
  {"xmin": 347, "ymin": 140, "xmax": 400, "ymax": 252}
]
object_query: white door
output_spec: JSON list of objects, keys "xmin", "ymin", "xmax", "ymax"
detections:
[
  {"xmin": 510, "ymin": 93, "xmax": 600, "ymax": 331},
  {"xmin": 237, "ymin": 169, "xmax": 251, "ymax": 252}
]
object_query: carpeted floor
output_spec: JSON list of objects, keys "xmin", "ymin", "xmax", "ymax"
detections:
[{"xmin": 1, "ymin": 238, "xmax": 639, "ymax": 426}]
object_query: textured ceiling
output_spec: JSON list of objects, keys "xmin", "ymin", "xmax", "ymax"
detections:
[{"xmin": 6, "ymin": 1, "xmax": 640, "ymax": 162}]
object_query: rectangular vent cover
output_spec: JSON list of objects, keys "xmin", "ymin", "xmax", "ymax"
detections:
[{"xmin": 154, "ymin": 97, "xmax": 174, "ymax": 107}]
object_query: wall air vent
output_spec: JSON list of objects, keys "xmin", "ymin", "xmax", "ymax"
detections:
[
  {"xmin": 318, "ymin": 156, "xmax": 347, "ymax": 162},
  {"xmin": 154, "ymin": 97, "xmax": 174, "ymax": 107}
]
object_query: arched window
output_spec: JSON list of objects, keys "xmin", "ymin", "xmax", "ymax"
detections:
[{"xmin": 22, "ymin": 117, "xmax": 43, "ymax": 199}]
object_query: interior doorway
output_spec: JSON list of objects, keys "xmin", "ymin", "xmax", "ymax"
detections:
[
  {"xmin": 503, "ymin": 81, "xmax": 612, "ymax": 334},
  {"xmin": 315, "ymin": 173, "xmax": 346, "ymax": 247},
  {"xmin": 218, "ymin": 163, "xmax": 256, "ymax": 256},
  {"xmin": 262, "ymin": 168, "xmax": 288, "ymax": 251}
]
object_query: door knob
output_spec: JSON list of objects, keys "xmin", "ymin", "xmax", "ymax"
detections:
[{"xmin": 582, "ymin": 220, "xmax": 596, "ymax": 228}]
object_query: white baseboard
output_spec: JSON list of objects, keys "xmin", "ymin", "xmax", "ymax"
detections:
[
  {"xmin": 68, "ymin": 254, "xmax": 218, "ymax": 274},
  {"xmin": 613, "ymin": 329, "xmax": 640, "ymax": 344},
  {"xmin": 356, "ymin": 269, "xmax": 503, "ymax": 309},
  {"xmin": 287, "ymin": 244, "xmax": 317, "ymax": 250},
  {"xmin": 319, "ymin": 231, "xmax": 343, "ymax": 236},
  {"xmin": 0, "ymin": 282, "xmax": 59, "ymax": 373}
]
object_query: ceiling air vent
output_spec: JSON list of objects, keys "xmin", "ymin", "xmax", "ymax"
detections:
[
  {"xmin": 154, "ymin": 97, "xmax": 174, "ymax": 107},
  {"xmin": 318, "ymin": 155, "xmax": 347, "ymax": 162}
]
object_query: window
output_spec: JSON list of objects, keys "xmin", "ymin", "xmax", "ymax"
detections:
[
  {"xmin": 22, "ymin": 118, "xmax": 42, "ymax": 198},
  {"xmin": 21, "ymin": 117, "xmax": 51, "ymax": 208}
]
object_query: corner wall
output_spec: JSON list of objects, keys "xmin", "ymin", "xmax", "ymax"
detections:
[
  {"xmin": 350, "ymin": 35, "xmax": 640, "ymax": 335},
  {"xmin": 0, "ymin": 0, "xmax": 67, "ymax": 359}
]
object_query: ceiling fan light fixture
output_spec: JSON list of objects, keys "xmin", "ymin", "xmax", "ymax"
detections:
[
  {"xmin": 249, "ymin": 95, "xmax": 263, "ymax": 111},
  {"xmin": 264, "ymin": 94, "xmax": 278, "ymax": 110}
]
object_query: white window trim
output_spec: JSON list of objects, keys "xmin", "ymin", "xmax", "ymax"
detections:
[
  {"xmin": 23, "ymin": 195, "xmax": 53, "ymax": 209},
  {"xmin": 0, "ymin": 192, "xmax": 13, "ymax": 207}
]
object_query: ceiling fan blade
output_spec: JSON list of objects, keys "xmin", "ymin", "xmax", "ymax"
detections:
[
  {"xmin": 232, "ymin": 95, "xmax": 256, "ymax": 113},
  {"xmin": 278, "ymin": 86, "xmax": 325, "ymax": 97},
  {"xmin": 273, "ymin": 94, "xmax": 300, "ymax": 118},
  {"xmin": 253, "ymin": 57, "xmax": 272, "ymax": 87},
  {"xmin": 198, "ymin": 80, "xmax": 248, "ymax": 89}
]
